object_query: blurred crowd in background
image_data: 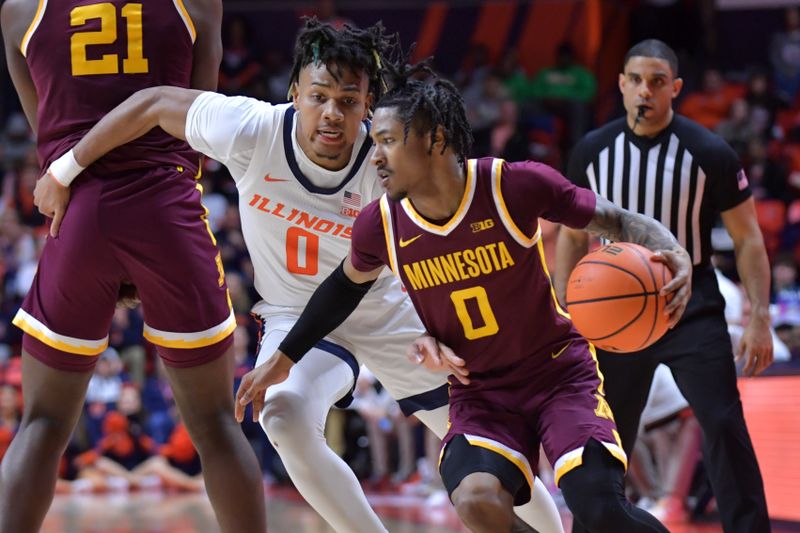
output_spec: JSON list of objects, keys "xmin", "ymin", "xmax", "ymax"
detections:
[{"xmin": 0, "ymin": 0, "xmax": 799, "ymax": 524}]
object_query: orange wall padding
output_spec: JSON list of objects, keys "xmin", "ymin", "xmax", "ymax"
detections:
[
  {"xmin": 471, "ymin": 1, "xmax": 518, "ymax": 64},
  {"xmin": 739, "ymin": 376, "xmax": 800, "ymax": 522},
  {"xmin": 412, "ymin": 2, "xmax": 449, "ymax": 63}
]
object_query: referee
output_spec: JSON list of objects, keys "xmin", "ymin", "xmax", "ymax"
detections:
[{"xmin": 555, "ymin": 40, "xmax": 772, "ymax": 533}]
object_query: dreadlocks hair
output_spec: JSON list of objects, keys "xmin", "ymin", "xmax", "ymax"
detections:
[
  {"xmin": 376, "ymin": 57, "xmax": 473, "ymax": 166},
  {"xmin": 288, "ymin": 17, "xmax": 397, "ymax": 105}
]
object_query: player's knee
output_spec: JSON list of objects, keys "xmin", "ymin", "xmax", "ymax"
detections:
[
  {"xmin": 182, "ymin": 411, "xmax": 239, "ymax": 452},
  {"xmin": 452, "ymin": 481, "xmax": 514, "ymax": 530},
  {"xmin": 20, "ymin": 415, "xmax": 73, "ymax": 453},
  {"xmin": 564, "ymin": 491, "xmax": 622, "ymax": 532},
  {"xmin": 259, "ymin": 390, "xmax": 311, "ymax": 444}
]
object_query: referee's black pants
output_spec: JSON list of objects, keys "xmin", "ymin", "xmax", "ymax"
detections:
[{"xmin": 573, "ymin": 270, "xmax": 769, "ymax": 533}]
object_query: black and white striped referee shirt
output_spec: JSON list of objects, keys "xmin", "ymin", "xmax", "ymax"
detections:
[{"xmin": 567, "ymin": 115, "xmax": 752, "ymax": 268}]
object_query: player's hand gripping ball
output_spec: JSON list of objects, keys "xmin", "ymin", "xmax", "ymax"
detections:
[{"xmin": 566, "ymin": 243, "xmax": 673, "ymax": 353}]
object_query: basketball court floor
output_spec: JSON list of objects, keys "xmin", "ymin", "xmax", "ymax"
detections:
[{"xmin": 39, "ymin": 484, "xmax": 800, "ymax": 532}]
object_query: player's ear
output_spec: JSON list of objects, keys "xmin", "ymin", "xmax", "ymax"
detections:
[
  {"xmin": 363, "ymin": 93, "xmax": 374, "ymax": 120},
  {"xmin": 671, "ymin": 77, "xmax": 684, "ymax": 99},
  {"xmin": 431, "ymin": 126, "xmax": 446, "ymax": 151},
  {"xmin": 289, "ymin": 83, "xmax": 299, "ymax": 109}
]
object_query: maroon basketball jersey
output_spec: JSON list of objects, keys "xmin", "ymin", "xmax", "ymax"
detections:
[
  {"xmin": 351, "ymin": 158, "xmax": 597, "ymax": 374},
  {"xmin": 22, "ymin": 0, "xmax": 199, "ymax": 176}
]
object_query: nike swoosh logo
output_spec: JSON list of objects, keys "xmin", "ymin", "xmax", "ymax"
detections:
[
  {"xmin": 264, "ymin": 174, "xmax": 290, "ymax": 182},
  {"xmin": 551, "ymin": 341, "xmax": 573, "ymax": 359},
  {"xmin": 399, "ymin": 234, "xmax": 423, "ymax": 247}
]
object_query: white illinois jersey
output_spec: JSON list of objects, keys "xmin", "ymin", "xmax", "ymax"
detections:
[
  {"xmin": 185, "ymin": 92, "xmax": 385, "ymax": 306},
  {"xmin": 185, "ymin": 92, "xmax": 447, "ymax": 409}
]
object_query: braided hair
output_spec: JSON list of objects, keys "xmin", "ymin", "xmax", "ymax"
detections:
[
  {"xmin": 376, "ymin": 58, "xmax": 473, "ymax": 165},
  {"xmin": 288, "ymin": 17, "xmax": 396, "ymax": 104}
]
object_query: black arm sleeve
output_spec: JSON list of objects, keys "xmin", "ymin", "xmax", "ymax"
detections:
[{"xmin": 278, "ymin": 261, "xmax": 376, "ymax": 363}]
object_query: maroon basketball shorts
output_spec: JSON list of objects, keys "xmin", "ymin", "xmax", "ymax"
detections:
[
  {"xmin": 13, "ymin": 170, "xmax": 234, "ymax": 371},
  {"xmin": 439, "ymin": 339, "xmax": 627, "ymax": 505}
]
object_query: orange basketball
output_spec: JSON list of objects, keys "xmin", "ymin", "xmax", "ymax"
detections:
[{"xmin": 565, "ymin": 243, "xmax": 673, "ymax": 353}]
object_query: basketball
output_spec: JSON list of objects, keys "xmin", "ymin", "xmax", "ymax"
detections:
[{"xmin": 565, "ymin": 243, "xmax": 673, "ymax": 353}]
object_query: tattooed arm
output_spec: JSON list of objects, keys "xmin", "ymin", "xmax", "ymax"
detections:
[{"xmin": 585, "ymin": 195, "xmax": 693, "ymax": 327}]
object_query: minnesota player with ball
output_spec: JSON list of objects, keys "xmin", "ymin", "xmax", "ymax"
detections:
[{"xmin": 237, "ymin": 58, "xmax": 691, "ymax": 533}]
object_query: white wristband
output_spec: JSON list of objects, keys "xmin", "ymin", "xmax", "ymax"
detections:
[{"xmin": 47, "ymin": 149, "xmax": 86, "ymax": 187}]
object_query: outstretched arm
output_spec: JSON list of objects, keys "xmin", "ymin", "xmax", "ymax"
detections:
[
  {"xmin": 33, "ymin": 87, "xmax": 203, "ymax": 236},
  {"xmin": 75, "ymin": 87, "xmax": 203, "ymax": 168},
  {"xmin": 235, "ymin": 254, "xmax": 383, "ymax": 422}
]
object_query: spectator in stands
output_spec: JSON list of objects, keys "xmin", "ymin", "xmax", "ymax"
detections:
[
  {"xmin": 497, "ymin": 49, "xmax": 534, "ymax": 108},
  {"xmin": 135, "ymin": 422, "xmax": 204, "ymax": 491},
  {"xmin": 745, "ymin": 69, "xmax": 785, "ymax": 140},
  {"xmin": 530, "ymin": 42, "xmax": 596, "ymax": 147},
  {"xmin": 489, "ymin": 99, "xmax": 531, "ymax": 161},
  {"xmin": 454, "ymin": 43, "xmax": 492, "ymax": 90},
  {"xmin": 679, "ymin": 67, "xmax": 740, "ymax": 130},
  {"xmin": 463, "ymin": 70, "xmax": 509, "ymax": 155},
  {"xmin": 85, "ymin": 348, "xmax": 126, "ymax": 446},
  {"xmin": 716, "ymin": 99, "xmax": 758, "ymax": 157},
  {"xmin": 350, "ymin": 368, "xmax": 416, "ymax": 490},
  {"xmin": 0, "ymin": 383, "xmax": 19, "ymax": 425},
  {"xmin": 141, "ymin": 359, "xmax": 176, "ymax": 446},
  {"xmin": 744, "ymin": 138, "xmax": 789, "ymax": 202},
  {"xmin": 264, "ymin": 49, "xmax": 293, "ymax": 104},
  {"xmin": 219, "ymin": 16, "xmax": 264, "ymax": 98},
  {"xmin": 770, "ymin": 6, "xmax": 800, "ymax": 103},
  {"xmin": 628, "ymin": 365, "xmax": 700, "ymax": 526},
  {"xmin": 0, "ymin": 112, "xmax": 33, "ymax": 170},
  {"xmin": 109, "ymin": 306, "xmax": 146, "ymax": 388}
]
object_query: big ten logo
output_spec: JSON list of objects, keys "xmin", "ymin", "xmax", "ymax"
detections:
[
  {"xmin": 602, "ymin": 245, "xmax": 625, "ymax": 256},
  {"xmin": 470, "ymin": 219, "xmax": 495, "ymax": 233}
]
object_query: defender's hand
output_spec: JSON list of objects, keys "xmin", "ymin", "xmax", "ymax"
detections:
[
  {"xmin": 407, "ymin": 333, "xmax": 470, "ymax": 385},
  {"xmin": 235, "ymin": 352, "xmax": 294, "ymax": 423},
  {"xmin": 33, "ymin": 171, "xmax": 71, "ymax": 237}
]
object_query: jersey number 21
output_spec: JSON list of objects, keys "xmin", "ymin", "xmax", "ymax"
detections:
[{"xmin": 70, "ymin": 3, "xmax": 149, "ymax": 76}]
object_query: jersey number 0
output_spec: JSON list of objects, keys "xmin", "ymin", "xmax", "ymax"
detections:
[
  {"xmin": 70, "ymin": 3, "xmax": 149, "ymax": 76},
  {"xmin": 450, "ymin": 286, "xmax": 499, "ymax": 340}
]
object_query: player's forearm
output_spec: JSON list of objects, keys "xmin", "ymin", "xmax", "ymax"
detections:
[
  {"xmin": 278, "ymin": 261, "xmax": 377, "ymax": 362},
  {"xmin": 734, "ymin": 233, "xmax": 772, "ymax": 324},
  {"xmin": 72, "ymin": 87, "xmax": 196, "ymax": 168},
  {"xmin": 554, "ymin": 227, "xmax": 589, "ymax": 306},
  {"xmin": 585, "ymin": 195, "xmax": 683, "ymax": 254}
]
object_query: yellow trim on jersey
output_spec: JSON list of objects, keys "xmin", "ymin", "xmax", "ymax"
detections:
[
  {"xmin": 172, "ymin": 0, "xmax": 197, "ymax": 43},
  {"xmin": 491, "ymin": 158, "xmax": 541, "ymax": 248},
  {"xmin": 535, "ymin": 238, "xmax": 570, "ymax": 320},
  {"xmin": 12, "ymin": 308, "xmax": 108, "ymax": 356},
  {"xmin": 400, "ymin": 159, "xmax": 476, "ymax": 236},
  {"xmin": 143, "ymin": 309, "xmax": 236, "ymax": 349},
  {"xmin": 587, "ymin": 342, "xmax": 606, "ymax": 396},
  {"xmin": 195, "ymin": 183, "xmax": 217, "ymax": 246},
  {"xmin": 464, "ymin": 434, "xmax": 534, "ymax": 492},
  {"xmin": 20, "ymin": 0, "xmax": 48, "ymax": 57},
  {"xmin": 379, "ymin": 195, "xmax": 399, "ymax": 276},
  {"xmin": 553, "ymin": 443, "xmax": 627, "ymax": 486}
]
